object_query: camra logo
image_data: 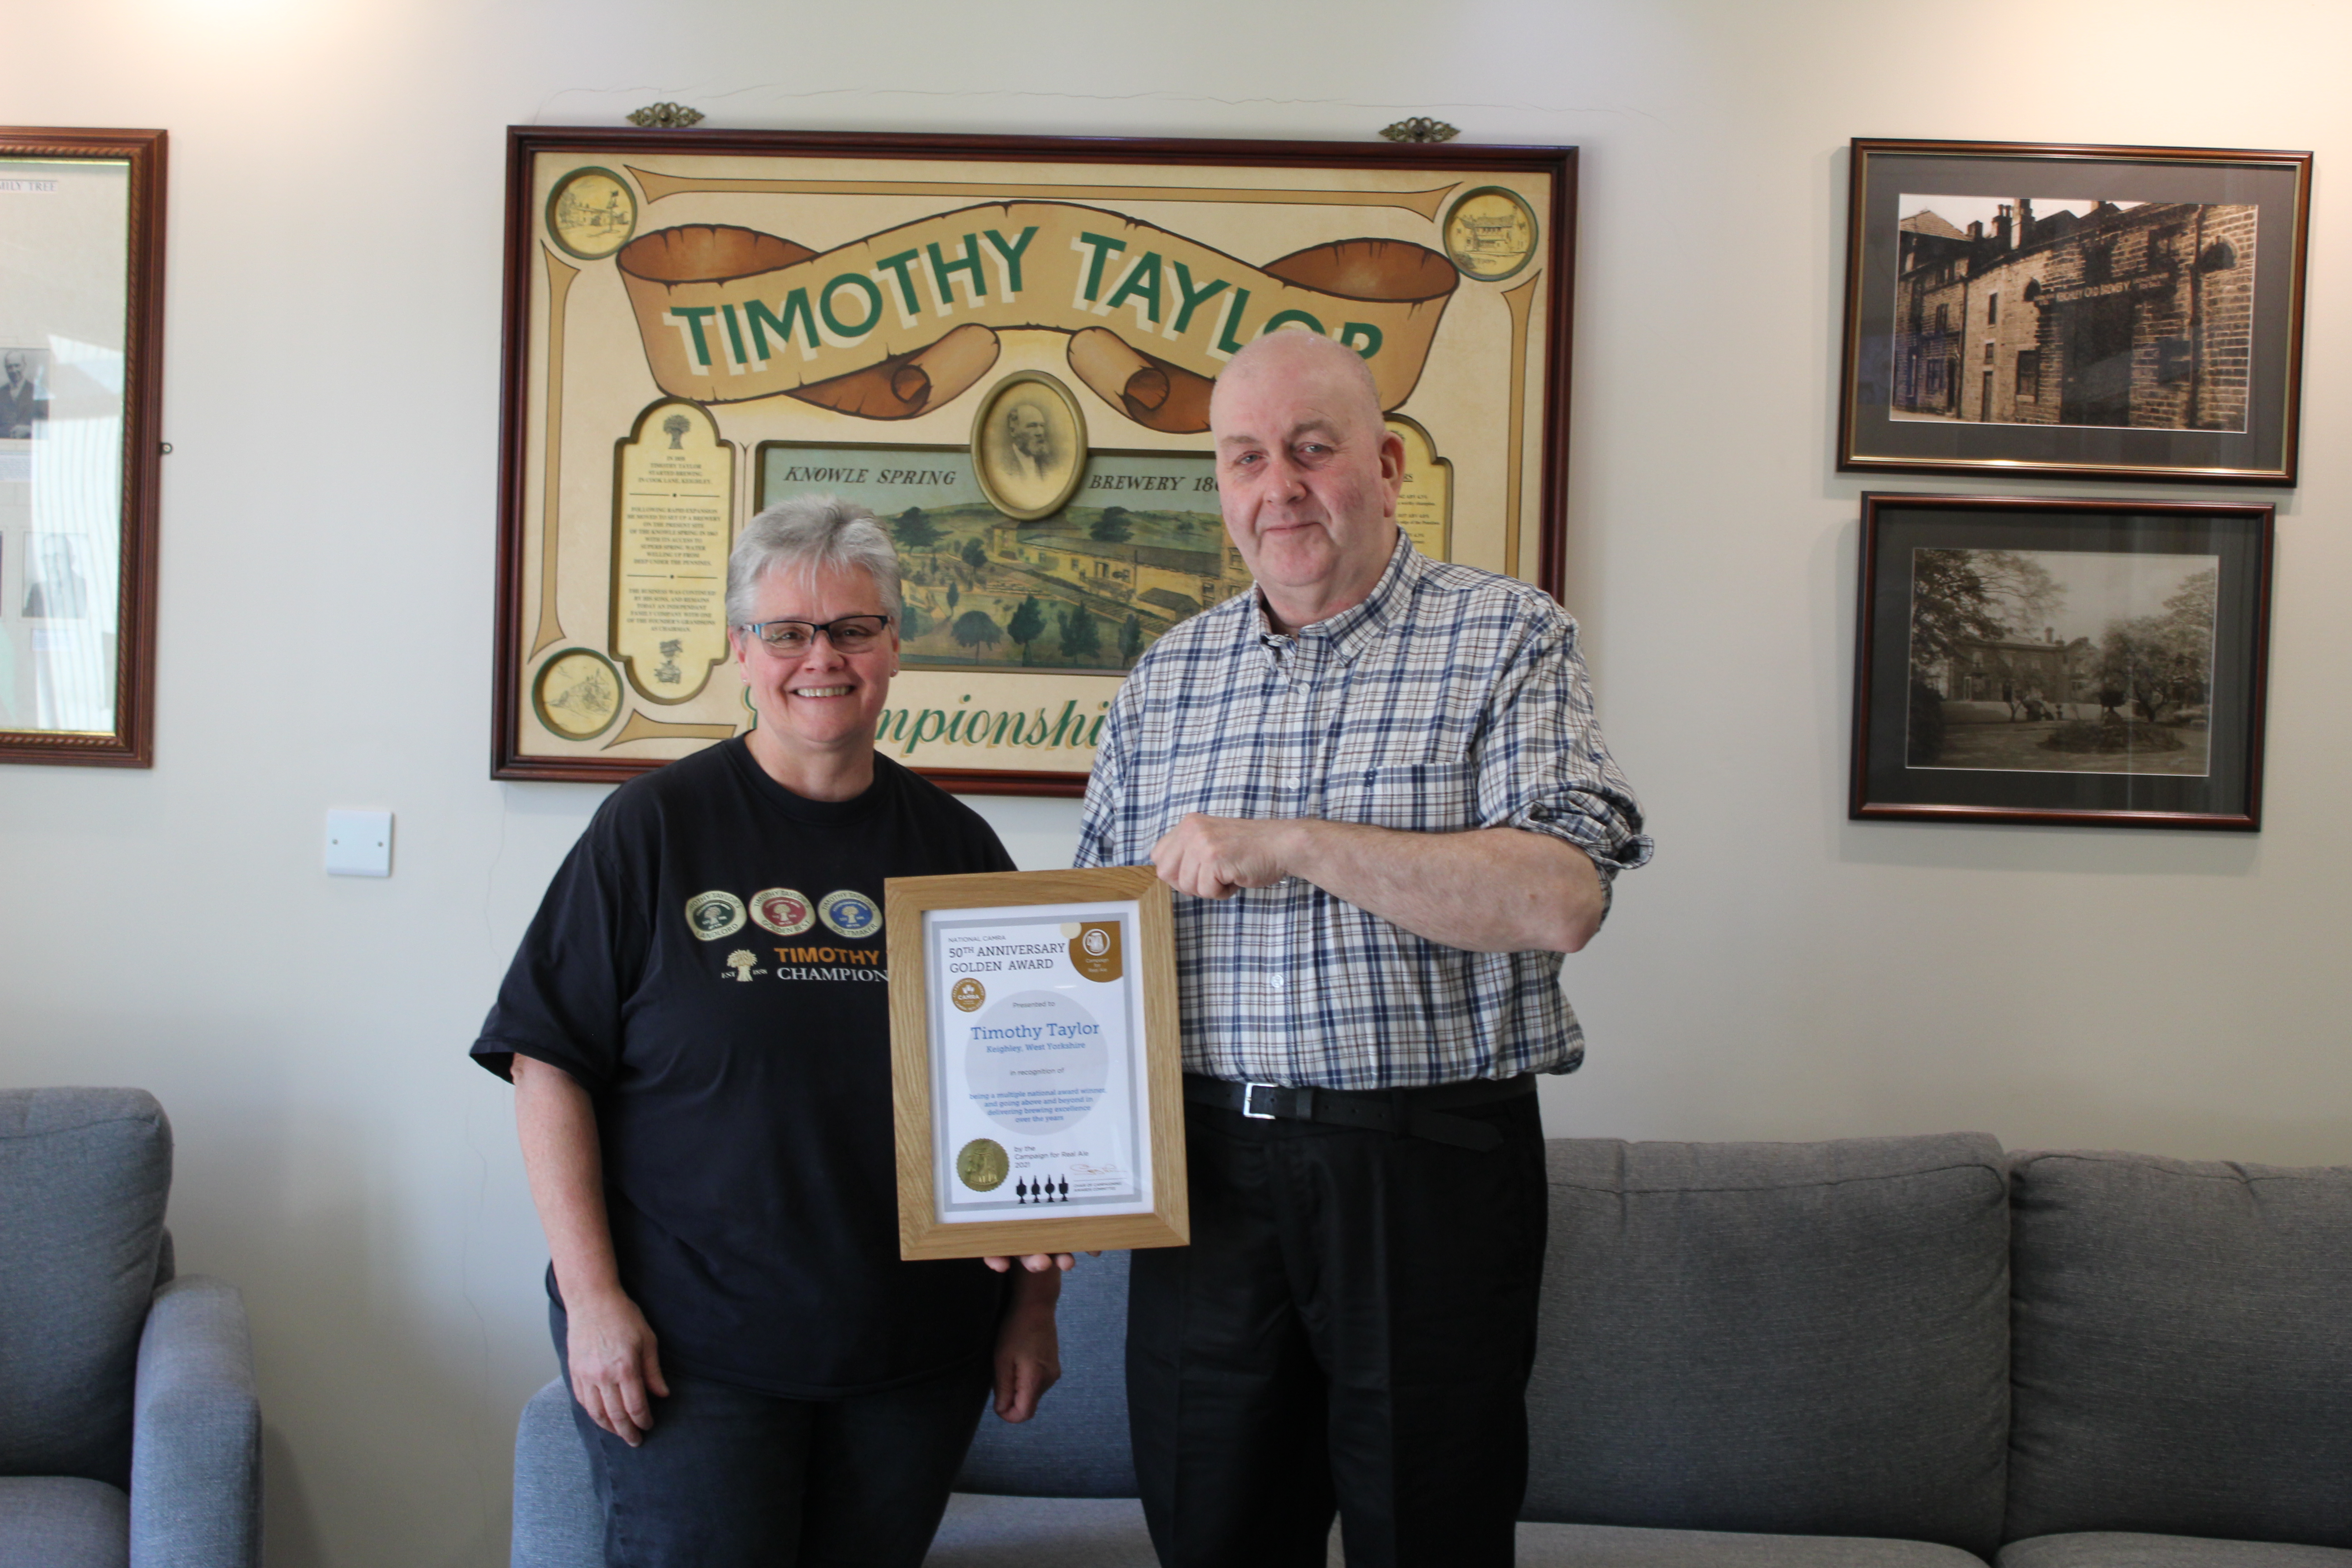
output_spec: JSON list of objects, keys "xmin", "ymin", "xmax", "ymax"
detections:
[
  {"xmin": 749, "ymin": 887, "xmax": 815, "ymax": 936},
  {"xmin": 951, "ymin": 977, "xmax": 986, "ymax": 1012},
  {"xmin": 818, "ymin": 889, "xmax": 880, "ymax": 939},
  {"xmin": 684, "ymin": 890, "xmax": 747, "ymax": 940}
]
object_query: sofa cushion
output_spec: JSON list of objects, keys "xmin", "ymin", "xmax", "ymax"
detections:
[
  {"xmin": 0, "ymin": 1475, "xmax": 130, "ymax": 1568},
  {"xmin": 512, "ymin": 1380, "xmax": 601, "ymax": 1568},
  {"xmin": 926, "ymin": 1499, "xmax": 1989, "ymax": 1568},
  {"xmin": 2001, "ymin": 1534, "xmax": 2352, "ymax": 1568},
  {"xmin": 2005, "ymin": 1152, "xmax": 2352, "ymax": 1547},
  {"xmin": 0, "ymin": 1089, "xmax": 171, "ymax": 1488},
  {"xmin": 926, "ymin": 1494, "xmax": 1165, "ymax": 1567},
  {"xmin": 1519, "ymin": 1522, "xmax": 1988, "ymax": 1567},
  {"xmin": 1523, "ymin": 1133, "xmax": 2009, "ymax": 1558},
  {"xmin": 953, "ymin": 1249, "xmax": 1137, "ymax": 1498}
]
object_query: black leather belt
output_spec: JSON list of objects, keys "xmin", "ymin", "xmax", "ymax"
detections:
[{"xmin": 1182, "ymin": 1073, "xmax": 1534, "ymax": 1152}]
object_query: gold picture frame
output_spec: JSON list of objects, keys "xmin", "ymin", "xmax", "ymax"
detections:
[
  {"xmin": 885, "ymin": 864, "xmax": 1187, "ymax": 1260},
  {"xmin": 0, "ymin": 128, "xmax": 167, "ymax": 767}
]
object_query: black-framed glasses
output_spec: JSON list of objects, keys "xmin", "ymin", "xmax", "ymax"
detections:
[{"xmin": 739, "ymin": 614, "xmax": 893, "ymax": 657}]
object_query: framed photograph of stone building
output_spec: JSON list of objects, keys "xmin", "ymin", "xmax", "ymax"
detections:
[
  {"xmin": 1851, "ymin": 494, "xmax": 2274, "ymax": 830},
  {"xmin": 1839, "ymin": 140, "xmax": 2310, "ymax": 484},
  {"xmin": 493, "ymin": 127, "xmax": 1576, "ymax": 793}
]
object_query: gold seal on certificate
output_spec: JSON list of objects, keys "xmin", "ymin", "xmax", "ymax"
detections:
[
  {"xmin": 956, "ymin": 1138, "xmax": 1010, "ymax": 1192},
  {"xmin": 887, "ymin": 866, "xmax": 1187, "ymax": 1259}
]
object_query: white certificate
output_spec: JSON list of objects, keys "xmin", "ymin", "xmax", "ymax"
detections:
[{"xmin": 927, "ymin": 901, "xmax": 1154, "ymax": 1222}]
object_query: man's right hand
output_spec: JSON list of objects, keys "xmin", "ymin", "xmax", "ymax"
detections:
[{"xmin": 564, "ymin": 1288, "xmax": 671, "ymax": 1446}]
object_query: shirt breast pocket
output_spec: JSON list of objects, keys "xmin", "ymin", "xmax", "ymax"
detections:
[{"xmin": 1326, "ymin": 760, "xmax": 1480, "ymax": 834}]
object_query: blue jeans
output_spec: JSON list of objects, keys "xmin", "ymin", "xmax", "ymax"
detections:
[{"xmin": 551, "ymin": 1299, "xmax": 991, "ymax": 1567}]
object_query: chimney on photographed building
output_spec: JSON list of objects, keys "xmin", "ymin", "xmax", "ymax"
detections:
[
  {"xmin": 2017, "ymin": 197, "xmax": 2036, "ymax": 244},
  {"xmin": 1995, "ymin": 204, "xmax": 2014, "ymax": 248}
]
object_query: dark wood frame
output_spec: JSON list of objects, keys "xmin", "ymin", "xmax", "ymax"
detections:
[
  {"xmin": 0, "ymin": 127, "xmax": 167, "ymax": 767},
  {"xmin": 1837, "ymin": 138, "xmax": 2311, "ymax": 485},
  {"xmin": 492, "ymin": 126, "xmax": 1578, "ymax": 791},
  {"xmin": 1850, "ymin": 492, "xmax": 2274, "ymax": 830},
  {"xmin": 886, "ymin": 865, "xmax": 1187, "ymax": 1259}
]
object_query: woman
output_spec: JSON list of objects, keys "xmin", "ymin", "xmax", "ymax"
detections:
[{"xmin": 471, "ymin": 495, "xmax": 1061, "ymax": 1566}]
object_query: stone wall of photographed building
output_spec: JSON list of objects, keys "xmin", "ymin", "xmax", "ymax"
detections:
[{"xmin": 1893, "ymin": 200, "xmax": 2256, "ymax": 431}]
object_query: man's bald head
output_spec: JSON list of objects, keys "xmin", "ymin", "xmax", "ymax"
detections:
[
  {"xmin": 1206, "ymin": 328, "xmax": 1404, "ymax": 632},
  {"xmin": 1210, "ymin": 329, "xmax": 1382, "ymax": 434}
]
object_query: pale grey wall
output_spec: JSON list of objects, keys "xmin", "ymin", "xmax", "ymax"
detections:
[{"xmin": 3, "ymin": 1, "xmax": 2347, "ymax": 1563}]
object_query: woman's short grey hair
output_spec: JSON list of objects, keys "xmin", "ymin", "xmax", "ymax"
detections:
[{"xmin": 725, "ymin": 494, "xmax": 904, "ymax": 627}]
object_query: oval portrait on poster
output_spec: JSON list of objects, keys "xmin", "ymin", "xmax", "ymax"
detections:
[{"xmin": 971, "ymin": 371, "xmax": 1088, "ymax": 522}]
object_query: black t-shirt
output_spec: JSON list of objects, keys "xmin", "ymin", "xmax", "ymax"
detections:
[{"xmin": 470, "ymin": 740, "xmax": 1017, "ymax": 1397}]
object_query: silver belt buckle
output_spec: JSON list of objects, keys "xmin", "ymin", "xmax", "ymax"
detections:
[{"xmin": 1240, "ymin": 1083, "xmax": 1279, "ymax": 1120}]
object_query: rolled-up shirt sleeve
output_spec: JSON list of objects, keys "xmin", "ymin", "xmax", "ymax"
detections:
[{"xmin": 1473, "ymin": 606, "xmax": 1652, "ymax": 879}]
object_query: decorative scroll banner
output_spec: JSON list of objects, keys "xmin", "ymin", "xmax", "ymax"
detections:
[{"xmin": 615, "ymin": 201, "xmax": 1460, "ymax": 433}]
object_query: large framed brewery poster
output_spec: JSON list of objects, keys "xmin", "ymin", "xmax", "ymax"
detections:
[
  {"xmin": 1838, "ymin": 140, "xmax": 2310, "ymax": 484},
  {"xmin": 885, "ymin": 865, "xmax": 1186, "ymax": 1259},
  {"xmin": 0, "ymin": 127, "xmax": 167, "ymax": 767},
  {"xmin": 1851, "ymin": 494, "xmax": 2273, "ymax": 830},
  {"xmin": 493, "ymin": 128, "xmax": 1576, "ymax": 791}
]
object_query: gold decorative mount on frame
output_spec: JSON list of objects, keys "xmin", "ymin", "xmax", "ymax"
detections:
[
  {"xmin": 1381, "ymin": 117, "xmax": 1460, "ymax": 144},
  {"xmin": 627, "ymin": 103, "xmax": 705, "ymax": 128}
]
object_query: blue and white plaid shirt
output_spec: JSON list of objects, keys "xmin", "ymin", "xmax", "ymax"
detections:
[{"xmin": 1076, "ymin": 533, "xmax": 1651, "ymax": 1090}]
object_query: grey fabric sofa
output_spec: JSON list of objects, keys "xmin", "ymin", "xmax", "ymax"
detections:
[
  {"xmin": 511, "ymin": 1133, "xmax": 2352, "ymax": 1566},
  {"xmin": 0, "ymin": 1088, "xmax": 261, "ymax": 1568}
]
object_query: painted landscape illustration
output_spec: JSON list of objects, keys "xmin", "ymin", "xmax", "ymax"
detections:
[{"xmin": 760, "ymin": 444, "xmax": 1249, "ymax": 675}]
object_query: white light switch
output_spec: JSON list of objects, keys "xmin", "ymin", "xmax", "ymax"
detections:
[{"xmin": 325, "ymin": 810, "xmax": 393, "ymax": 877}]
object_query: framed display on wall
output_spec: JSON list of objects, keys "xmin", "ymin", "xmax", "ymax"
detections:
[
  {"xmin": 1838, "ymin": 139, "xmax": 2311, "ymax": 485},
  {"xmin": 493, "ymin": 127, "xmax": 1577, "ymax": 792},
  {"xmin": 0, "ymin": 126, "xmax": 167, "ymax": 767},
  {"xmin": 1850, "ymin": 493, "xmax": 2274, "ymax": 831}
]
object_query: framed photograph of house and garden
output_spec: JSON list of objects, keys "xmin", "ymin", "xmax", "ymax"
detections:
[
  {"xmin": 1838, "ymin": 140, "xmax": 2311, "ymax": 484},
  {"xmin": 1850, "ymin": 494, "xmax": 2274, "ymax": 831},
  {"xmin": 0, "ymin": 127, "xmax": 167, "ymax": 767},
  {"xmin": 493, "ymin": 127, "xmax": 1575, "ymax": 791}
]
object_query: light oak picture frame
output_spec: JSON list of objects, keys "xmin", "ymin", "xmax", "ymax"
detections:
[{"xmin": 886, "ymin": 864, "xmax": 1187, "ymax": 1260}]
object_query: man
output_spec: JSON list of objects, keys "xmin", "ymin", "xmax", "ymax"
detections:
[
  {"xmin": 1076, "ymin": 329, "xmax": 1649, "ymax": 1567},
  {"xmin": 1003, "ymin": 399, "xmax": 1054, "ymax": 485},
  {"xmin": 0, "ymin": 351, "xmax": 44, "ymax": 439}
]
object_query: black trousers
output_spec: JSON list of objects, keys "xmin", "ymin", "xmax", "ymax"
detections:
[
  {"xmin": 551, "ymin": 1299, "xmax": 990, "ymax": 1567},
  {"xmin": 1126, "ymin": 1091, "xmax": 1548, "ymax": 1568}
]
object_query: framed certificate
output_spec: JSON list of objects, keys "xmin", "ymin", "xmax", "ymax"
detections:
[{"xmin": 886, "ymin": 864, "xmax": 1186, "ymax": 1260}]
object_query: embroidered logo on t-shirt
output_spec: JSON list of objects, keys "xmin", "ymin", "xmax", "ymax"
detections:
[
  {"xmin": 818, "ymin": 889, "xmax": 881, "ymax": 939},
  {"xmin": 684, "ymin": 890, "xmax": 747, "ymax": 940},
  {"xmin": 748, "ymin": 887, "xmax": 816, "ymax": 936}
]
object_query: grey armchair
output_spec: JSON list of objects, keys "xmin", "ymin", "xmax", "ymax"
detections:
[{"xmin": 0, "ymin": 1088, "xmax": 260, "ymax": 1568}]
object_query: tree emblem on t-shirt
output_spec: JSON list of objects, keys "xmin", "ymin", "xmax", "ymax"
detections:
[
  {"xmin": 818, "ymin": 889, "xmax": 881, "ymax": 939},
  {"xmin": 724, "ymin": 950, "xmax": 757, "ymax": 983}
]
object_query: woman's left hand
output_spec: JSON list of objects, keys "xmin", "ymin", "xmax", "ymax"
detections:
[{"xmin": 991, "ymin": 1265, "xmax": 1063, "ymax": 1422}]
